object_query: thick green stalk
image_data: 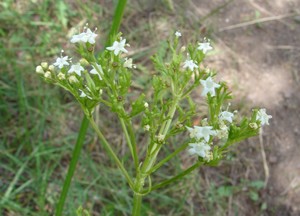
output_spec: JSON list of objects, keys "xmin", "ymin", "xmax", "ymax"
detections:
[
  {"xmin": 132, "ymin": 193, "xmax": 142, "ymax": 216},
  {"xmin": 55, "ymin": 116, "xmax": 89, "ymax": 216}
]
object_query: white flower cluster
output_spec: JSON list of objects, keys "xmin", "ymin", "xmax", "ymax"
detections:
[
  {"xmin": 70, "ymin": 27, "xmax": 98, "ymax": 44},
  {"xmin": 186, "ymin": 125, "xmax": 216, "ymax": 160}
]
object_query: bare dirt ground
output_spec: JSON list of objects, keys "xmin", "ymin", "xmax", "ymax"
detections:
[{"xmin": 191, "ymin": 0, "xmax": 300, "ymax": 215}]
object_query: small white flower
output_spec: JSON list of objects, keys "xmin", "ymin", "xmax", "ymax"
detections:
[
  {"xmin": 106, "ymin": 39, "xmax": 128, "ymax": 55},
  {"xmin": 144, "ymin": 102, "xmax": 149, "ymax": 108},
  {"xmin": 186, "ymin": 126, "xmax": 217, "ymax": 142},
  {"xmin": 68, "ymin": 63, "xmax": 84, "ymax": 76},
  {"xmin": 124, "ymin": 58, "xmax": 136, "ymax": 69},
  {"xmin": 175, "ymin": 31, "xmax": 182, "ymax": 37},
  {"xmin": 183, "ymin": 59, "xmax": 198, "ymax": 71},
  {"xmin": 200, "ymin": 77, "xmax": 221, "ymax": 97},
  {"xmin": 197, "ymin": 42, "xmax": 213, "ymax": 54},
  {"xmin": 216, "ymin": 123, "xmax": 228, "ymax": 139},
  {"xmin": 82, "ymin": 28, "xmax": 98, "ymax": 44},
  {"xmin": 79, "ymin": 89, "xmax": 86, "ymax": 98},
  {"xmin": 156, "ymin": 134, "xmax": 165, "ymax": 142},
  {"xmin": 53, "ymin": 56, "xmax": 69, "ymax": 69},
  {"xmin": 144, "ymin": 125, "xmax": 150, "ymax": 131},
  {"xmin": 193, "ymin": 126, "xmax": 217, "ymax": 142},
  {"xmin": 219, "ymin": 111, "xmax": 234, "ymax": 123},
  {"xmin": 256, "ymin": 108, "xmax": 272, "ymax": 126},
  {"xmin": 90, "ymin": 63, "xmax": 103, "ymax": 80},
  {"xmin": 71, "ymin": 28, "xmax": 98, "ymax": 44},
  {"xmin": 188, "ymin": 141, "xmax": 211, "ymax": 158}
]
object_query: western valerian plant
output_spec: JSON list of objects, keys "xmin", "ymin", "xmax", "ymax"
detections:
[{"xmin": 36, "ymin": 25, "xmax": 271, "ymax": 215}]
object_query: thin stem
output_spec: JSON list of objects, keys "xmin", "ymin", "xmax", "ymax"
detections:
[
  {"xmin": 148, "ymin": 161, "xmax": 202, "ymax": 192},
  {"xmin": 120, "ymin": 118, "xmax": 138, "ymax": 168},
  {"xmin": 88, "ymin": 116, "xmax": 134, "ymax": 188},
  {"xmin": 55, "ymin": 116, "xmax": 89, "ymax": 216},
  {"xmin": 150, "ymin": 141, "xmax": 190, "ymax": 173}
]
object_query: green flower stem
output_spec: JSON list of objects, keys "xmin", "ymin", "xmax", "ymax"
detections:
[
  {"xmin": 120, "ymin": 118, "xmax": 139, "ymax": 169},
  {"xmin": 147, "ymin": 161, "xmax": 202, "ymax": 192},
  {"xmin": 88, "ymin": 116, "xmax": 134, "ymax": 188},
  {"xmin": 132, "ymin": 193, "xmax": 142, "ymax": 216},
  {"xmin": 131, "ymin": 97, "xmax": 181, "ymax": 215},
  {"xmin": 55, "ymin": 116, "xmax": 89, "ymax": 216},
  {"xmin": 149, "ymin": 140, "xmax": 190, "ymax": 173}
]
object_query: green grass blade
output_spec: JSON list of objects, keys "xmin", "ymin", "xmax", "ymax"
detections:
[{"xmin": 55, "ymin": 116, "xmax": 89, "ymax": 216}]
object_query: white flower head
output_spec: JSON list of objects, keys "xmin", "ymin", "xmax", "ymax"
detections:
[
  {"xmin": 256, "ymin": 108, "xmax": 272, "ymax": 126},
  {"xmin": 156, "ymin": 134, "xmax": 165, "ymax": 142},
  {"xmin": 183, "ymin": 59, "xmax": 198, "ymax": 71},
  {"xmin": 175, "ymin": 31, "xmax": 182, "ymax": 37},
  {"xmin": 144, "ymin": 125, "xmax": 150, "ymax": 131},
  {"xmin": 90, "ymin": 63, "xmax": 103, "ymax": 80},
  {"xmin": 219, "ymin": 111, "xmax": 234, "ymax": 123},
  {"xmin": 68, "ymin": 63, "xmax": 84, "ymax": 76},
  {"xmin": 106, "ymin": 38, "xmax": 128, "ymax": 55},
  {"xmin": 197, "ymin": 40, "xmax": 213, "ymax": 54},
  {"xmin": 70, "ymin": 27, "xmax": 98, "ymax": 44},
  {"xmin": 188, "ymin": 141, "xmax": 211, "ymax": 158},
  {"xmin": 144, "ymin": 102, "xmax": 149, "ymax": 108},
  {"xmin": 124, "ymin": 58, "xmax": 136, "ymax": 69},
  {"xmin": 186, "ymin": 126, "xmax": 216, "ymax": 142},
  {"xmin": 193, "ymin": 126, "xmax": 217, "ymax": 142},
  {"xmin": 200, "ymin": 77, "xmax": 221, "ymax": 97},
  {"xmin": 53, "ymin": 55, "xmax": 69, "ymax": 69}
]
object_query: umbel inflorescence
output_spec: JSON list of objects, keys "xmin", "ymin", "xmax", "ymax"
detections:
[{"xmin": 36, "ymin": 25, "xmax": 271, "ymax": 164}]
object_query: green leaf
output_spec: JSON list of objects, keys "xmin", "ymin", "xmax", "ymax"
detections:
[{"xmin": 130, "ymin": 94, "xmax": 146, "ymax": 117}]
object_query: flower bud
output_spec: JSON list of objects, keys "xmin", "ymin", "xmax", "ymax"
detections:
[
  {"xmin": 180, "ymin": 46, "xmax": 186, "ymax": 52},
  {"xmin": 249, "ymin": 122, "xmax": 258, "ymax": 130},
  {"xmin": 48, "ymin": 65, "xmax": 55, "ymax": 72},
  {"xmin": 36, "ymin": 65, "xmax": 44, "ymax": 74},
  {"xmin": 69, "ymin": 75, "xmax": 79, "ymax": 84},
  {"xmin": 57, "ymin": 72, "xmax": 66, "ymax": 80},
  {"xmin": 144, "ymin": 125, "xmax": 150, "ymax": 131},
  {"xmin": 44, "ymin": 71, "xmax": 51, "ymax": 78},
  {"xmin": 144, "ymin": 102, "xmax": 149, "ymax": 108},
  {"xmin": 79, "ymin": 58, "xmax": 89, "ymax": 67},
  {"xmin": 41, "ymin": 62, "xmax": 48, "ymax": 69}
]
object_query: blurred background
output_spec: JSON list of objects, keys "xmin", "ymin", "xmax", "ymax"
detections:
[{"xmin": 1, "ymin": 0, "xmax": 300, "ymax": 215}]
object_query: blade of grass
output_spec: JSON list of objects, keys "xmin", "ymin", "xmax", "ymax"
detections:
[{"xmin": 55, "ymin": 115, "xmax": 89, "ymax": 216}]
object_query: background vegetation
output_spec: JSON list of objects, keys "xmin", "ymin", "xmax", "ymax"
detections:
[{"xmin": 1, "ymin": 0, "xmax": 300, "ymax": 215}]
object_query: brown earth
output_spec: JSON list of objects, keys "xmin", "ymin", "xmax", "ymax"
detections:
[{"xmin": 190, "ymin": 0, "xmax": 300, "ymax": 215}]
